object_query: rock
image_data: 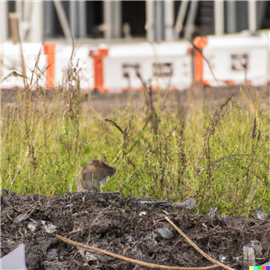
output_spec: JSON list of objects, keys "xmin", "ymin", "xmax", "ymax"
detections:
[
  {"xmin": 156, "ymin": 228, "xmax": 174, "ymax": 239},
  {"xmin": 46, "ymin": 249, "xmax": 58, "ymax": 261},
  {"xmin": 243, "ymin": 240, "xmax": 262, "ymax": 257},
  {"xmin": 78, "ymin": 248, "xmax": 98, "ymax": 264},
  {"xmin": 175, "ymin": 198, "xmax": 196, "ymax": 210},
  {"xmin": 243, "ymin": 246, "xmax": 256, "ymax": 267},
  {"xmin": 141, "ymin": 233, "xmax": 158, "ymax": 248}
]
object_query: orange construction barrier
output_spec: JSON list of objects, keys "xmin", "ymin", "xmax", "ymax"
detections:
[
  {"xmin": 44, "ymin": 44, "xmax": 56, "ymax": 88},
  {"xmin": 193, "ymin": 37, "xmax": 207, "ymax": 84},
  {"xmin": 89, "ymin": 48, "xmax": 109, "ymax": 93}
]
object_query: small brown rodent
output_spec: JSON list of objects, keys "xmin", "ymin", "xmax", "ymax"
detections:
[{"xmin": 78, "ymin": 158, "xmax": 116, "ymax": 192}]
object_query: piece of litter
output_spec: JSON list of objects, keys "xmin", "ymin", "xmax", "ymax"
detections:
[
  {"xmin": 28, "ymin": 222, "xmax": 38, "ymax": 232},
  {"xmin": 44, "ymin": 223, "xmax": 57, "ymax": 234},
  {"xmin": 156, "ymin": 228, "xmax": 174, "ymax": 239},
  {"xmin": 15, "ymin": 213, "xmax": 28, "ymax": 223},
  {"xmin": 256, "ymin": 209, "xmax": 268, "ymax": 220},
  {"xmin": 219, "ymin": 255, "xmax": 227, "ymax": 263},
  {"xmin": 0, "ymin": 244, "xmax": 27, "ymax": 270}
]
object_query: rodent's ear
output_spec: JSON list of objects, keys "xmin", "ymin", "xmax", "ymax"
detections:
[{"xmin": 101, "ymin": 155, "xmax": 107, "ymax": 163}]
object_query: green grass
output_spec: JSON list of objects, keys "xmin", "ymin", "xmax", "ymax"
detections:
[{"xmin": 1, "ymin": 79, "xmax": 270, "ymax": 216}]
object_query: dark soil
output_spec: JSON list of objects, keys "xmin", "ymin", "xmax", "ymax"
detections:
[
  {"xmin": 1, "ymin": 192, "xmax": 269, "ymax": 270},
  {"xmin": 2, "ymin": 85, "xmax": 270, "ymax": 115}
]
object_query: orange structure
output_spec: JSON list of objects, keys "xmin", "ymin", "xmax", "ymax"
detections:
[
  {"xmin": 44, "ymin": 44, "xmax": 56, "ymax": 88},
  {"xmin": 193, "ymin": 37, "xmax": 207, "ymax": 84},
  {"xmin": 89, "ymin": 48, "xmax": 109, "ymax": 93}
]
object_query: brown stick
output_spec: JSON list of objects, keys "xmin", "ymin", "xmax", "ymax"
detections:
[
  {"xmin": 165, "ymin": 217, "xmax": 235, "ymax": 270},
  {"xmin": 55, "ymin": 234, "xmax": 219, "ymax": 270}
]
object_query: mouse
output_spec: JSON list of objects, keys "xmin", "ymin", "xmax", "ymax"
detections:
[{"xmin": 77, "ymin": 157, "xmax": 116, "ymax": 192}]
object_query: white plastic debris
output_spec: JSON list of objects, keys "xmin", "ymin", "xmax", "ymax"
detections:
[
  {"xmin": 44, "ymin": 223, "xmax": 57, "ymax": 234},
  {"xmin": 256, "ymin": 209, "xmax": 268, "ymax": 220},
  {"xmin": 28, "ymin": 222, "xmax": 38, "ymax": 232},
  {"xmin": 219, "ymin": 255, "xmax": 227, "ymax": 263},
  {"xmin": 0, "ymin": 244, "xmax": 27, "ymax": 270},
  {"xmin": 260, "ymin": 261, "xmax": 270, "ymax": 266},
  {"xmin": 15, "ymin": 213, "xmax": 28, "ymax": 223},
  {"xmin": 39, "ymin": 220, "xmax": 46, "ymax": 226},
  {"xmin": 139, "ymin": 211, "xmax": 147, "ymax": 216}
]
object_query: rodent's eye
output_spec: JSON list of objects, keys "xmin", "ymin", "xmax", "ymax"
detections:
[{"xmin": 90, "ymin": 160, "xmax": 100, "ymax": 166}]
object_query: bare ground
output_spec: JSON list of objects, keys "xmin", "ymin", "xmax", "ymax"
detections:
[
  {"xmin": 1, "ymin": 85, "xmax": 270, "ymax": 115},
  {"xmin": 1, "ymin": 192, "xmax": 270, "ymax": 270}
]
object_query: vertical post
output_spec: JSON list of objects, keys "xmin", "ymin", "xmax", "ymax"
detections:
[
  {"xmin": 44, "ymin": 1, "xmax": 55, "ymax": 38},
  {"xmin": 174, "ymin": 0, "xmax": 189, "ymax": 39},
  {"xmin": 145, "ymin": 1, "xmax": 155, "ymax": 42},
  {"xmin": 89, "ymin": 48, "xmax": 109, "ymax": 93},
  {"xmin": 15, "ymin": 1, "xmax": 22, "ymax": 23},
  {"xmin": 44, "ymin": 44, "xmax": 56, "ymax": 89},
  {"xmin": 112, "ymin": 1, "xmax": 121, "ymax": 38},
  {"xmin": 164, "ymin": 0, "xmax": 174, "ymax": 41},
  {"xmin": 29, "ymin": 1, "xmax": 43, "ymax": 42},
  {"xmin": 248, "ymin": 0, "xmax": 257, "ymax": 34},
  {"xmin": 9, "ymin": 13, "xmax": 20, "ymax": 44},
  {"xmin": 0, "ymin": 0, "xmax": 8, "ymax": 89},
  {"xmin": 226, "ymin": 1, "xmax": 236, "ymax": 34},
  {"xmin": 214, "ymin": 0, "xmax": 224, "ymax": 35},
  {"xmin": 103, "ymin": 1, "xmax": 112, "ymax": 40},
  {"xmin": 193, "ymin": 37, "xmax": 207, "ymax": 83},
  {"xmin": 69, "ymin": 1, "xmax": 77, "ymax": 38},
  {"xmin": 155, "ymin": 1, "xmax": 164, "ymax": 42},
  {"xmin": 184, "ymin": 0, "xmax": 198, "ymax": 40},
  {"xmin": 78, "ymin": 1, "xmax": 86, "ymax": 38},
  {"xmin": 0, "ymin": 1, "xmax": 9, "ymax": 42}
]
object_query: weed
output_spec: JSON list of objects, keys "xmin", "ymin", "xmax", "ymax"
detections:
[{"xmin": 1, "ymin": 50, "xmax": 269, "ymax": 216}]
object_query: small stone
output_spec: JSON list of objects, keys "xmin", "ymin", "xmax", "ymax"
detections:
[
  {"xmin": 156, "ymin": 228, "xmax": 174, "ymax": 239},
  {"xmin": 141, "ymin": 233, "xmax": 157, "ymax": 248},
  {"xmin": 243, "ymin": 246, "xmax": 255, "ymax": 267},
  {"xmin": 243, "ymin": 241, "xmax": 262, "ymax": 257},
  {"xmin": 46, "ymin": 249, "xmax": 58, "ymax": 261}
]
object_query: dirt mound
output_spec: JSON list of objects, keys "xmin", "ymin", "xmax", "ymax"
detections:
[{"xmin": 1, "ymin": 192, "xmax": 269, "ymax": 270}]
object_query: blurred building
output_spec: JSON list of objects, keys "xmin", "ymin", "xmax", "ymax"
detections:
[{"xmin": 1, "ymin": 1, "xmax": 270, "ymax": 44}]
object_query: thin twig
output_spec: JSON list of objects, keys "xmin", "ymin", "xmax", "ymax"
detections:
[
  {"xmin": 55, "ymin": 234, "xmax": 219, "ymax": 270},
  {"xmin": 104, "ymin": 119, "xmax": 127, "ymax": 157},
  {"xmin": 104, "ymin": 119, "xmax": 124, "ymax": 134},
  {"xmin": 8, "ymin": 170, "xmax": 21, "ymax": 193},
  {"xmin": 165, "ymin": 217, "xmax": 236, "ymax": 270}
]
